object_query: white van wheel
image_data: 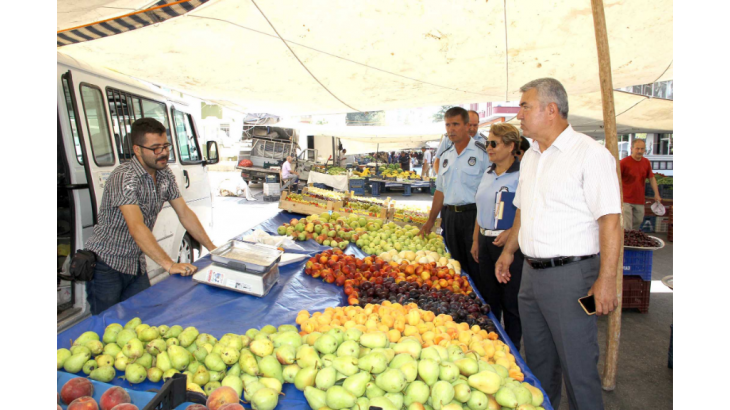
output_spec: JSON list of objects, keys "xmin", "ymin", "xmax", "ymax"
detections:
[{"xmin": 178, "ymin": 234, "xmax": 194, "ymax": 264}]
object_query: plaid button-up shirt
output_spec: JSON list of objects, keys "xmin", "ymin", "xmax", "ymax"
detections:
[{"xmin": 86, "ymin": 157, "xmax": 181, "ymax": 275}]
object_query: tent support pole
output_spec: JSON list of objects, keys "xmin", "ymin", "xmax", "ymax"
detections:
[{"xmin": 590, "ymin": 0, "xmax": 624, "ymax": 392}]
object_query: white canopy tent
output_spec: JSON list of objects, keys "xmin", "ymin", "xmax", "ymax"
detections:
[{"xmin": 58, "ymin": 0, "xmax": 672, "ymax": 124}]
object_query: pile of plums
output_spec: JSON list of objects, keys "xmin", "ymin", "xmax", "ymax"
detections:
[{"xmin": 624, "ymin": 229, "xmax": 660, "ymax": 248}]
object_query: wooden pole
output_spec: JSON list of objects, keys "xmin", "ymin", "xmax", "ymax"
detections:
[{"xmin": 590, "ymin": 0, "xmax": 624, "ymax": 391}]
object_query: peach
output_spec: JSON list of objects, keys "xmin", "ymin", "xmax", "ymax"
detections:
[
  {"xmin": 110, "ymin": 405, "xmax": 139, "ymax": 410},
  {"xmin": 100, "ymin": 386, "xmax": 131, "ymax": 410},
  {"xmin": 219, "ymin": 404, "xmax": 245, "ymax": 410},
  {"xmin": 206, "ymin": 386, "xmax": 239, "ymax": 410},
  {"xmin": 68, "ymin": 396, "xmax": 99, "ymax": 410},
  {"xmin": 61, "ymin": 378, "xmax": 94, "ymax": 405},
  {"xmin": 185, "ymin": 404, "xmax": 209, "ymax": 409}
]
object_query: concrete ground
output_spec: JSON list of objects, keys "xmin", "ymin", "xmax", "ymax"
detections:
[{"xmin": 208, "ymin": 173, "xmax": 673, "ymax": 409}]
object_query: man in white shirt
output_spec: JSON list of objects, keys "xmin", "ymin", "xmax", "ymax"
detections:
[
  {"xmin": 421, "ymin": 147, "xmax": 432, "ymax": 177},
  {"xmin": 495, "ymin": 78, "xmax": 622, "ymax": 410},
  {"xmin": 281, "ymin": 156, "xmax": 299, "ymax": 184}
]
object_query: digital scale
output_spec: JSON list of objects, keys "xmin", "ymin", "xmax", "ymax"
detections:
[{"xmin": 192, "ymin": 240, "xmax": 282, "ymax": 297}]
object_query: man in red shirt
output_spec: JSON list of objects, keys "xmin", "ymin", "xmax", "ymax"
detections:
[{"xmin": 620, "ymin": 139, "xmax": 662, "ymax": 230}]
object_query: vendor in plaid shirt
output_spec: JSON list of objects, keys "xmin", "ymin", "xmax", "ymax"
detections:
[{"xmin": 85, "ymin": 118, "xmax": 217, "ymax": 315}]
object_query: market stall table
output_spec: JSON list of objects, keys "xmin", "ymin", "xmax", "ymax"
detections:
[
  {"xmin": 307, "ymin": 172, "xmax": 349, "ymax": 191},
  {"xmin": 57, "ymin": 211, "xmax": 554, "ymax": 410}
]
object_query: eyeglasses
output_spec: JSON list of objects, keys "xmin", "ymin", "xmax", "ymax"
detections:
[
  {"xmin": 486, "ymin": 140, "xmax": 502, "ymax": 148},
  {"xmin": 137, "ymin": 143, "xmax": 172, "ymax": 155}
]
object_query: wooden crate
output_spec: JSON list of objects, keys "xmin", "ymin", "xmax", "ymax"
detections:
[
  {"xmin": 337, "ymin": 197, "xmax": 391, "ymax": 220},
  {"xmin": 278, "ymin": 192, "xmax": 334, "ymax": 216}
]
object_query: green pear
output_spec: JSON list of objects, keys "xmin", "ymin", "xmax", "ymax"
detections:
[
  {"xmin": 360, "ymin": 332, "xmax": 388, "ymax": 349},
  {"xmin": 168, "ymin": 345, "xmax": 191, "ymax": 371},
  {"xmin": 192, "ymin": 345, "xmax": 208, "ymax": 362},
  {"xmin": 95, "ymin": 354, "xmax": 114, "ymax": 368},
  {"xmin": 390, "ymin": 353, "xmax": 416, "ymax": 369},
  {"xmin": 227, "ymin": 363, "xmax": 241, "ymax": 378},
  {"xmin": 431, "ymin": 380, "xmax": 455, "ymax": 410},
  {"xmin": 370, "ymin": 396, "xmax": 399, "ymax": 410},
  {"xmin": 401, "ymin": 360, "xmax": 419, "ymax": 382},
  {"xmin": 385, "ymin": 392, "xmax": 404, "ymax": 409},
  {"xmin": 316, "ymin": 366, "xmax": 338, "ymax": 390},
  {"xmin": 345, "ymin": 328, "xmax": 363, "ymax": 342},
  {"xmin": 89, "ymin": 365, "xmax": 116, "ymax": 382},
  {"xmin": 57, "ymin": 348, "xmax": 71, "ymax": 370},
  {"xmin": 455, "ymin": 359, "xmax": 479, "ymax": 377},
  {"xmin": 274, "ymin": 332, "xmax": 303, "ymax": 349},
  {"xmin": 165, "ymin": 325, "xmax": 183, "ymax": 339},
  {"xmin": 221, "ymin": 346, "xmax": 240, "ymax": 365},
  {"xmin": 241, "ymin": 335, "xmax": 252, "ymax": 348},
  {"xmin": 439, "ymin": 361, "xmax": 460, "ymax": 383},
  {"xmin": 295, "ymin": 366, "xmax": 318, "ymax": 391},
  {"xmin": 201, "ymin": 333, "xmax": 221, "ymax": 348},
  {"xmin": 178, "ymin": 327, "xmax": 199, "ymax": 347},
  {"xmin": 447, "ymin": 346, "xmax": 465, "ymax": 362},
  {"xmin": 466, "ymin": 390, "xmax": 488, "ymax": 410},
  {"xmin": 71, "ymin": 345, "xmax": 91, "ymax": 356},
  {"xmin": 420, "ymin": 346, "xmax": 442, "ymax": 364},
  {"xmin": 366, "ymin": 381, "xmax": 386, "ymax": 399},
  {"xmin": 275, "ymin": 345, "xmax": 296, "ymax": 365},
  {"xmin": 85, "ymin": 340, "xmax": 104, "ymax": 355},
  {"xmin": 333, "ymin": 356, "xmax": 360, "ymax": 376},
  {"xmin": 188, "ymin": 361, "xmax": 202, "ymax": 375},
  {"xmin": 494, "ymin": 387, "xmax": 518, "ymax": 408},
  {"xmin": 516, "ymin": 405, "xmax": 536, "ymax": 410},
  {"xmin": 135, "ymin": 324, "xmax": 150, "ymax": 338},
  {"xmin": 156, "ymin": 351, "xmax": 172, "ymax": 372},
  {"xmin": 140, "ymin": 326, "xmax": 160, "ymax": 342},
  {"xmin": 136, "ymin": 352, "xmax": 153, "ymax": 369},
  {"xmin": 467, "ymin": 371, "xmax": 502, "ymax": 395},
  {"xmin": 64, "ymin": 351, "xmax": 90, "ymax": 373},
  {"xmin": 304, "ymin": 386, "xmax": 328, "ymax": 410},
  {"xmin": 251, "ymin": 339, "xmax": 275, "ymax": 357},
  {"xmin": 404, "ymin": 380, "xmax": 430, "ymax": 406},
  {"xmin": 244, "ymin": 381, "xmax": 265, "ymax": 401},
  {"xmin": 146, "ymin": 338, "xmax": 167, "ymax": 356},
  {"xmin": 259, "ymin": 355, "xmax": 284, "ymax": 383},
  {"xmin": 359, "ymin": 347, "xmax": 372, "ymax": 358},
  {"xmin": 521, "ymin": 383, "xmax": 544, "ymax": 407},
  {"xmin": 148, "ymin": 367, "xmax": 163, "ymax": 383},
  {"xmin": 337, "ymin": 340, "xmax": 360, "ymax": 358},
  {"xmin": 124, "ymin": 317, "xmax": 141, "ymax": 329},
  {"xmin": 209, "ymin": 370, "xmax": 226, "ymax": 382},
  {"xmin": 513, "ymin": 386, "xmax": 533, "ymax": 406},
  {"xmin": 245, "ymin": 328, "xmax": 260, "ymax": 339},
  {"xmin": 343, "ymin": 371, "xmax": 371, "ymax": 397},
  {"xmin": 158, "ymin": 325, "xmax": 170, "ymax": 337},
  {"xmin": 251, "ymin": 387, "xmax": 279, "ymax": 410},
  {"xmin": 254, "ymin": 332, "xmax": 271, "ymax": 342},
  {"xmin": 327, "ymin": 328, "xmax": 346, "ymax": 345},
  {"xmin": 259, "ymin": 377, "xmax": 283, "ymax": 394},
  {"xmin": 240, "ymin": 352, "xmax": 260, "ymax": 376},
  {"xmin": 491, "ymin": 364, "xmax": 509, "ymax": 380},
  {"xmin": 166, "ymin": 338, "xmax": 180, "ymax": 347},
  {"xmin": 261, "ymin": 325, "xmax": 277, "ymax": 334},
  {"xmin": 241, "ymin": 373, "xmax": 258, "ymax": 387},
  {"xmin": 73, "ymin": 331, "xmax": 100, "ymax": 346},
  {"xmin": 283, "ymin": 364, "xmax": 301, "ymax": 383},
  {"xmin": 393, "ymin": 339, "xmax": 422, "ymax": 359},
  {"xmin": 358, "ymin": 352, "xmax": 388, "ymax": 374},
  {"xmin": 204, "ymin": 352, "xmax": 226, "ymax": 372},
  {"xmin": 125, "ymin": 363, "xmax": 147, "ymax": 384},
  {"xmin": 103, "ymin": 343, "xmax": 122, "ymax": 357},
  {"xmin": 375, "ymin": 368, "xmax": 407, "ymax": 393},
  {"xmin": 223, "ymin": 374, "xmax": 244, "ymax": 397},
  {"xmin": 204, "ymin": 381, "xmax": 221, "ymax": 396},
  {"xmin": 315, "ymin": 334, "xmax": 339, "ymax": 355},
  {"xmin": 453, "ymin": 382, "xmax": 472, "ymax": 403},
  {"xmin": 105, "ymin": 323, "xmax": 123, "ymax": 333},
  {"xmin": 354, "ymin": 396, "xmax": 371, "ymax": 410},
  {"xmin": 162, "ymin": 368, "xmax": 180, "ymax": 381},
  {"xmin": 326, "ymin": 386, "xmax": 357, "ymax": 409},
  {"xmin": 305, "ymin": 332, "xmax": 323, "ymax": 346},
  {"xmin": 442, "ymin": 403, "xmax": 463, "ymax": 410},
  {"xmin": 114, "ymin": 352, "xmax": 130, "ymax": 371},
  {"xmin": 278, "ymin": 324, "xmax": 298, "ymax": 333},
  {"xmin": 372, "ymin": 348, "xmax": 395, "ymax": 363},
  {"xmin": 122, "ymin": 338, "xmax": 145, "ymax": 360},
  {"xmin": 193, "ymin": 366, "xmax": 210, "ymax": 386},
  {"xmin": 82, "ymin": 359, "xmax": 98, "ymax": 375},
  {"xmin": 418, "ymin": 359, "xmax": 439, "ymax": 386}
]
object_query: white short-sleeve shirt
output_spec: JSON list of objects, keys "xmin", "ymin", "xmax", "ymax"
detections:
[
  {"xmin": 514, "ymin": 125, "xmax": 621, "ymax": 258},
  {"xmin": 282, "ymin": 161, "xmax": 293, "ymax": 178}
]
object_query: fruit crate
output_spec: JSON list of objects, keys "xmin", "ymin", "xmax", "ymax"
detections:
[
  {"xmin": 350, "ymin": 187, "xmax": 365, "ymax": 196},
  {"xmin": 622, "ymin": 275, "xmax": 651, "ymax": 313},
  {"xmin": 278, "ymin": 192, "xmax": 335, "ymax": 216},
  {"xmin": 349, "ymin": 179, "xmax": 366, "ymax": 189},
  {"xmin": 645, "ymin": 183, "xmax": 674, "ymax": 200},
  {"xmin": 623, "ymin": 249, "xmax": 653, "ymax": 281},
  {"xmin": 263, "ymin": 195, "xmax": 279, "ymax": 202},
  {"xmin": 655, "ymin": 216, "xmax": 668, "ymax": 233},
  {"xmin": 640, "ymin": 216, "xmax": 656, "ymax": 233},
  {"xmin": 143, "ymin": 373, "xmax": 206, "ymax": 410}
]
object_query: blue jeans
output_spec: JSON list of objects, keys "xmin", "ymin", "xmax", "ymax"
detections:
[{"xmin": 86, "ymin": 259, "xmax": 150, "ymax": 315}]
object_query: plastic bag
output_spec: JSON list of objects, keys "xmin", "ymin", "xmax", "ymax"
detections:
[
  {"xmin": 239, "ymin": 229, "xmax": 304, "ymax": 250},
  {"xmin": 651, "ymin": 201, "xmax": 666, "ymax": 216}
]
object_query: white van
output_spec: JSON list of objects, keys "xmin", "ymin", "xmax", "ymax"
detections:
[{"xmin": 57, "ymin": 53, "xmax": 219, "ymax": 331}]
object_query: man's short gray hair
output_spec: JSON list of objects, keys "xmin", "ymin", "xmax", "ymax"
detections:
[
  {"xmin": 519, "ymin": 78, "xmax": 569, "ymax": 119},
  {"xmin": 631, "ymin": 139, "xmax": 646, "ymax": 148}
]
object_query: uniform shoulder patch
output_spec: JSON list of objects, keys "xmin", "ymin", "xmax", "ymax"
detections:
[{"xmin": 475, "ymin": 141, "xmax": 487, "ymax": 153}]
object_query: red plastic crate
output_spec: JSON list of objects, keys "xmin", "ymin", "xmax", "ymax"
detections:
[{"xmin": 622, "ymin": 275, "xmax": 651, "ymax": 313}]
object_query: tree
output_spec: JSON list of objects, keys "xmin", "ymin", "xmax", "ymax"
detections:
[
  {"xmin": 432, "ymin": 105, "xmax": 452, "ymax": 122},
  {"xmin": 346, "ymin": 111, "xmax": 385, "ymax": 126}
]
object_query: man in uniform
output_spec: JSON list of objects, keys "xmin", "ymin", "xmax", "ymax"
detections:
[
  {"xmin": 420, "ymin": 107, "xmax": 490, "ymax": 287},
  {"xmin": 434, "ymin": 110, "xmax": 484, "ymax": 172}
]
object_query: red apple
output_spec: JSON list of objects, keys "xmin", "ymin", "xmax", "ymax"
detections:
[
  {"xmin": 100, "ymin": 386, "xmax": 131, "ymax": 410},
  {"xmin": 61, "ymin": 378, "xmax": 94, "ymax": 405}
]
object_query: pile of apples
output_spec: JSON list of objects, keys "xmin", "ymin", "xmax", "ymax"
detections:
[
  {"xmin": 294, "ymin": 303, "xmax": 544, "ymax": 410},
  {"xmin": 276, "ymin": 213, "xmax": 355, "ymax": 247},
  {"xmin": 303, "ymin": 249, "xmax": 474, "ymax": 306}
]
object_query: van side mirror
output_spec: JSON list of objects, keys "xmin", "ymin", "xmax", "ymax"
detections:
[{"xmin": 205, "ymin": 141, "xmax": 219, "ymax": 165}]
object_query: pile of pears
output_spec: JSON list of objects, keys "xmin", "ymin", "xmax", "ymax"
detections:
[{"xmin": 295, "ymin": 326, "xmax": 545, "ymax": 410}]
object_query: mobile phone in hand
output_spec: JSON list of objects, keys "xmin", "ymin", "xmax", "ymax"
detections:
[{"xmin": 579, "ymin": 295, "xmax": 596, "ymax": 315}]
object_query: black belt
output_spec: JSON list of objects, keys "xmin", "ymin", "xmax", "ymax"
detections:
[
  {"xmin": 524, "ymin": 254, "xmax": 597, "ymax": 270},
  {"xmin": 444, "ymin": 203, "xmax": 477, "ymax": 213}
]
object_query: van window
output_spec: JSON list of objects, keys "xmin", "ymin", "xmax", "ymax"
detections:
[
  {"xmin": 172, "ymin": 109, "xmax": 201, "ymax": 162},
  {"xmin": 61, "ymin": 77, "xmax": 83, "ymax": 164},
  {"xmin": 80, "ymin": 84, "xmax": 114, "ymax": 166},
  {"xmin": 106, "ymin": 87, "xmax": 175, "ymax": 162}
]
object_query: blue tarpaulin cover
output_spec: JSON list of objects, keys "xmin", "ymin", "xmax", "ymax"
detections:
[{"xmin": 57, "ymin": 211, "xmax": 552, "ymax": 410}]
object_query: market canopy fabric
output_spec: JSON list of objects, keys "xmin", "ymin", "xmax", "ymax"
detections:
[{"xmin": 57, "ymin": 0, "xmax": 673, "ymax": 116}]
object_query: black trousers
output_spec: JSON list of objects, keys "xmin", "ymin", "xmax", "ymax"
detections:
[
  {"xmin": 441, "ymin": 207, "xmax": 481, "ymax": 293},
  {"xmin": 477, "ymin": 234, "xmax": 524, "ymax": 350}
]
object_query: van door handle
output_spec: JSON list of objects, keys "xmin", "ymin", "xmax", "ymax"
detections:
[{"xmin": 183, "ymin": 170, "xmax": 190, "ymax": 188}]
